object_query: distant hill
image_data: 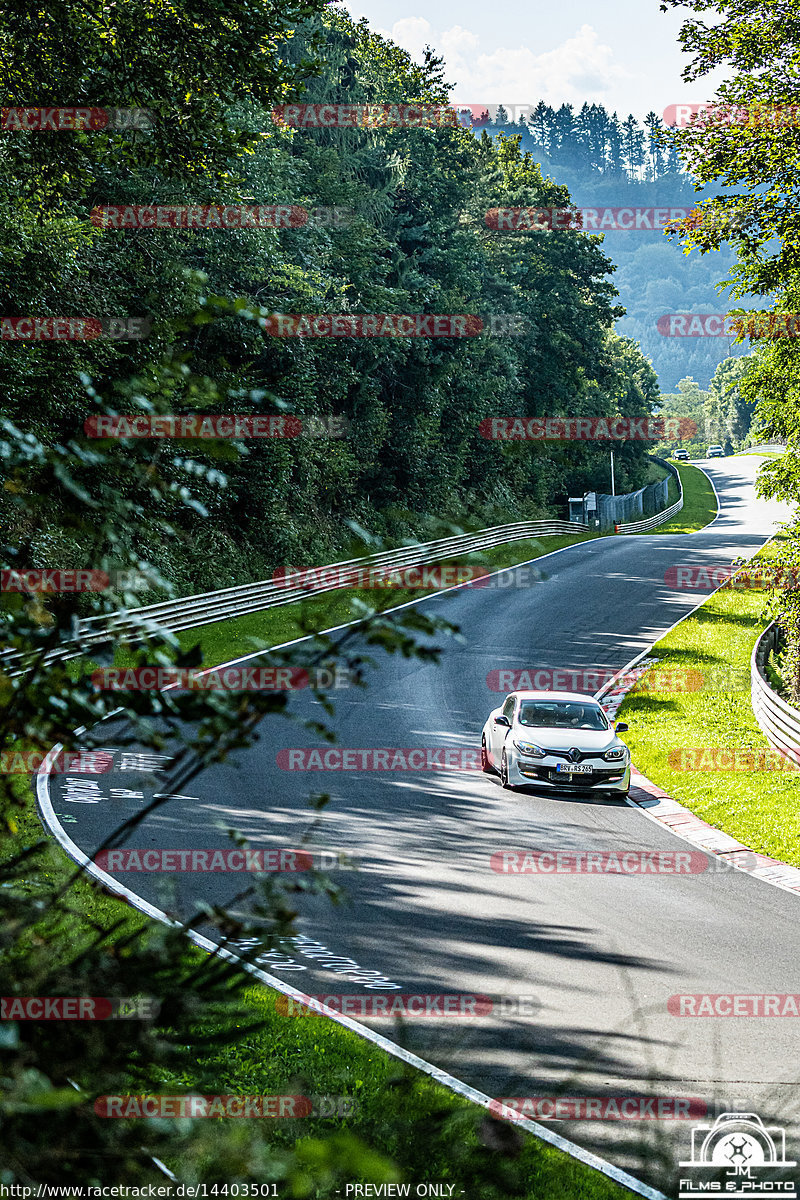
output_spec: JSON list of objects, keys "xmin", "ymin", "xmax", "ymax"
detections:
[{"xmin": 463, "ymin": 103, "xmax": 754, "ymax": 389}]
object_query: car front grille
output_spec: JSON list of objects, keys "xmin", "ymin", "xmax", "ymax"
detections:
[
  {"xmin": 517, "ymin": 765, "xmax": 624, "ymax": 785},
  {"xmin": 540, "ymin": 747, "xmax": 601, "ymax": 764}
]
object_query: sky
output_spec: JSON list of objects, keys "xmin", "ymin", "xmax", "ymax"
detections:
[{"xmin": 341, "ymin": 0, "xmax": 730, "ymax": 122}]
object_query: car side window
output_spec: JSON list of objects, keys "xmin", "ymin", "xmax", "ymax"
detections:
[{"xmin": 502, "ymin": 695, "xmax": 516, "ymax": 720}]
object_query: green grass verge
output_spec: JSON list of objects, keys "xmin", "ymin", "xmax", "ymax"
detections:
[
  {"xmin": 643, "ymin": 461, "xmax": 670, "ymax": 486},
  {"xmin": 644, "ymin": 463, "xmax": 718, "ymax": 536},
  {"xmin": 618, "ymin": 536, "xmax": 800, "ymax": 867},
  {"xmin": 150, "ymin": 981, "xmax": 631, "ymax": 1198}
]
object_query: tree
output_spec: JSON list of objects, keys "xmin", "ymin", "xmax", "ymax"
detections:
[
  {"xmin": 656, "ymin": 377, "xmax": 709, "ymax": 450},
  {"xmin": 644, "ymin": 111, "xmax": 665, "ymax": 181},
  {"xmin": 706, "ymin": 355, "xmax": 758, "ymax": 447},
  {"xmin": 528, "ymin": 101, "xmax": 553, "ymax": 155},
  {"xmin": 621, "ymin": 115, "xmax": 645, "ymax": 180},
  {"xmin": 607, "ymin": 112, "xmax": 625, "ymax": 176},
  {"xmin": 661, "ymin": 0, "xmax": 800, "ymax": 684}
]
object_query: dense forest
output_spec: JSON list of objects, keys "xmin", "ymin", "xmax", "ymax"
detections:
[
  {"xmin": 462, "ymin": 102, "xmax": 755, "ymax": 389},
  {"xmin": 3, "ymin": 0, "xmax": 799, "ymax": 1191},
  {"xmin": 0, "ymin": 13, "xmax": 664, "ymax": 600}
]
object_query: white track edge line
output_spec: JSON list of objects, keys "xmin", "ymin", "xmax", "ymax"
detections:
[{"xmin": 35, "ymin": 755, "xmax": 664, "ymax": 1200}]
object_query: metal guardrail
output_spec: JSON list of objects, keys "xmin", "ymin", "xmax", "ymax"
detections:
[
  {"xmin": 2, "ymin": 519, "xmax": 589, "ymax": 674},
  {"xmin": 751, "ymin": 622, "xmax": 800, "ymax": 764},
  {"xmin": 613, "ymin": 459, "xmax": 684, "ymax": 534}
]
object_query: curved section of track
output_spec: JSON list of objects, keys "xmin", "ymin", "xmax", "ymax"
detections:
[{"xmin": 40, "ymin": 459, "xmax": 798, "ymax": 1192}]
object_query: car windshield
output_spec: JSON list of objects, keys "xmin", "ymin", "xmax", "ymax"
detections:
[{"xmin": 518, "ymin": 701, "xmax": 608, "ymax": 730}]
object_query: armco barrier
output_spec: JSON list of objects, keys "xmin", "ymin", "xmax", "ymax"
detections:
[
  {"xmin": 2, "ymin": 519, "xmax": 588, "ymax": 675},
  {"xmin": 751, "ymin": 622, "xmax": 800, "ymax": 764},
  {"xmin": 614, "ymin": 458, "xmax": 683, "ymax": 534}
]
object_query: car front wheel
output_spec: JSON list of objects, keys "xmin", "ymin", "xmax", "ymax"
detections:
[{"xmin": 500, "ymin": 750, "xmax": 517, "ymax": 791}]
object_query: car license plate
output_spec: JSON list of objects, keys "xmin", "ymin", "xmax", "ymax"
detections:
[{"xmin": 556, "ymin": 763, "xmax": 591, "ymax": 774}]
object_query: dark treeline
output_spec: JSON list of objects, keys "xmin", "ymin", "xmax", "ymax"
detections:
[
  {"xmin": 1, "ymin": 13, "xmax": 660, "ymax": 600},
  {"xmin": 460, "ymin": 102, "xmax": 681, "ymax": 180},
  {"xmin": 464, "ymin": 102, "xmax": 754, "ymax": 390}
]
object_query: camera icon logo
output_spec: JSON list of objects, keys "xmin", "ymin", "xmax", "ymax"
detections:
[{"xmin": 681, "ymin": 1111, "xmax": 795, "ymax": 1170}]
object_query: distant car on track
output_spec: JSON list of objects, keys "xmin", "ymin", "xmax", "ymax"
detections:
[
  {"xmin": 481, "ymin": 690, "xmax": 631, "ymax": 798},
  {"xmin": 673, "ymin": 448, "xmax": 689, "ymax": 461},
  {"xmin": 706, "ymin": 444, "xmax": 725, "ymax": 458}
]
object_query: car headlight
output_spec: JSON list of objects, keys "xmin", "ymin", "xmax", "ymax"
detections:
[
  {"xmin": 603, "ymin": 746, "xmax": 628, "ymax": 762},
  {"xmin": 514, "ymin": 740, "xmax": 545, "ymax": 757}
]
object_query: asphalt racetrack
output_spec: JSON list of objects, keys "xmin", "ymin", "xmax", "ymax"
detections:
[{"xmin": 41, "ymin": 458, "xmax": 799, "ymax": 1192}]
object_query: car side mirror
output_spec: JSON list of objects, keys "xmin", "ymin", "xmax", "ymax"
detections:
[
  {"xmin": 494, "ymin": 714, "xmax": 511, "ymax": 727},
  {"xmin": 615, "ymin": 722, "xmax": 628, "ymax": 733}
]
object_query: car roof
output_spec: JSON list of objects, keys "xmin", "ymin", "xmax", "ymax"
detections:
[{"xmin": 511, "ymin": 691, "xmax": 603, "ymax": 704}]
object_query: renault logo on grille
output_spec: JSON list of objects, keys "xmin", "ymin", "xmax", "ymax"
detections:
[{"xmin": 569, "ymin": 747, "xmax": 581, "ymax": 763}]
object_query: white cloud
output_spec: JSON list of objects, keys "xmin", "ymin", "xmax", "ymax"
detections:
[
  {"xmin": 377, "ymin": 20, "xmax": 632, "ymax": 108},
  {"xmin": 387, "ymin": 16, "xmax": 438, "ymax": 61}
]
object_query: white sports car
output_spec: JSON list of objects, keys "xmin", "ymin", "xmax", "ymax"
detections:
[{"xmin": 480, "ymin": 690, "xmax": 631, "ymax": 797}]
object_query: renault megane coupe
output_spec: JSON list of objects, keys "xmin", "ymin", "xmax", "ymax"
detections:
[{"xmin": 480, "ymin": 690, "xmax": 631, "ymax": 797}]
